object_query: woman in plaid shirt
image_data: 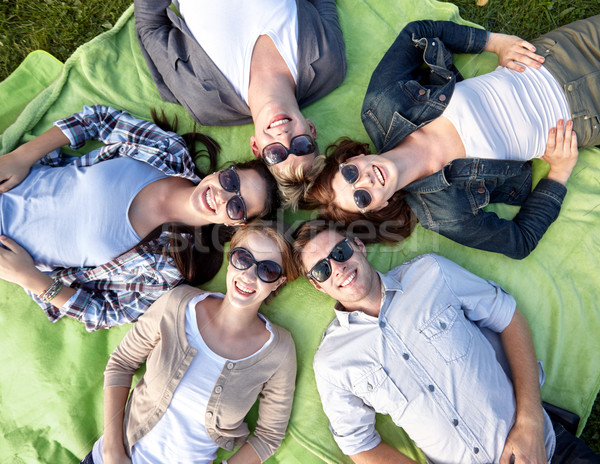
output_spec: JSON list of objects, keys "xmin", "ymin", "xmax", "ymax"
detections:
[{"xmin": 0, "ymin": 105, "xmax": 279, "ymax": 331}]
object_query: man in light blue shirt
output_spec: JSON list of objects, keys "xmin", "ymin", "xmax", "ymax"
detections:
[{"xmin": 293, "ymin": 220, "xmax": 599, "ymax": 463}]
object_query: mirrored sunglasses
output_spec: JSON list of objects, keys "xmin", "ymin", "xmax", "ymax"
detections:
[
  {"xmin": 218, "ymin": 166, "xmax": 247, "ymax": 222},
  {"xmin": 307, "ymin": 238, "xmax": 354, "ymax": 283},
  {"xmin": 262, "ymin": 134, "xmax": 316, "ymax": 166},
  {"xmin": 339, "ymin": 163, "xmax": 372, "ymax": 213},
  {"xmin": 230, "ymin": 247, "xmax": 283, "ymax": 283}
]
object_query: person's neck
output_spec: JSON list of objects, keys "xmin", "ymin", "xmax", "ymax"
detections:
[
  {"xmin": 340, "ymin": 272, "xmax": 383, "ymax": 318},
  {"xmin": 383, "ymin": 117, "xmax": 466, "ymax": 189},
  {"xmin": 149, "ymin": 177, "xmax": 211, "ymax": 227},
  {"xmin": 206, "ymin": 295, "xmax": 263, "ymax": 335},
  {"xmin": 247, "ymin": 35, "xmax": 298, "ymax": 119}
]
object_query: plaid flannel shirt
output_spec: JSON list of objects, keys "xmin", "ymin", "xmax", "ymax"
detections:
[{"xmin": 27, "ymin": 105, "xmax": 200, "ymax": 331}]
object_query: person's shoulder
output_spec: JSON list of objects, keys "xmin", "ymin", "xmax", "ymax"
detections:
[{"xmin": 388, "ymin": 253, "xmax": 445, "ymax": 278}]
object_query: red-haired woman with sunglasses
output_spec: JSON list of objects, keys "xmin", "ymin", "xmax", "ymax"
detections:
[
  {"xmin": 0, "ymin": 105, "xmax": 279, "ymax": 330},
  {"xmin": 302, "ymin": 17, "xmax": 600, "ymax": 259},
  {"xmin": 79, "ymin": 221, "xmax": 298, "ymax": 464}
]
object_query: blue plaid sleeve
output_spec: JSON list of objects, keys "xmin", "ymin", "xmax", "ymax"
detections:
[{"xmin": 52, "ymin": 105, "xmax": 200, "ymax": 181}]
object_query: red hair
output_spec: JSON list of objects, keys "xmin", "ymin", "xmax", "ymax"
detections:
[{"xmin": 304, "ymin": 138, "xmax": 416, "ymax": 244}]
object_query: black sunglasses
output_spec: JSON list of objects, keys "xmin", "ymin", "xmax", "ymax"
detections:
[
  {"xmin": 218, "ymin": 166, "xmax": 247, "ymax": 222},
  {"xmin": 262, "ymin": 134, "xmax": 316, "ymax": 166},
  {"xmin": 307, "ymin": 238, "xmax": 354, "ymax": 283},
  {"xmin": 339, "ymin": 163, "xmax": 372, "ymax": 213},
  {"xmin": 230, "ymin": 247, "xmax": 283, "ymax": 283}
]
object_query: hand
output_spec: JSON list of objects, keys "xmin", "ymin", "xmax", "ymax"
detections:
[
  {"xmin": 0, "ymin": 150, "xmax": 33, "ymax": 193},
  {"xmin": 542, "ymin": 119, "xmax": 578, "ymax": 185},
  {"xmin": 500, "ymin": 415, "xmax": 547, "ymax": 464},
  {"xmin": 485, "ymin": 32, "xmax": 545, "ymax": 72},
  {"xmin": 0, "ymin": 236, "xmax": 39, "ymax": 288}
]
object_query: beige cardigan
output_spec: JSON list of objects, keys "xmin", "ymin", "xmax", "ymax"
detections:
[{"xmin": 104, "ymin": 285, "xmax": 297, "ymax": 461}]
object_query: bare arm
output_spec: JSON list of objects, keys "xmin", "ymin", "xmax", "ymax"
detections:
[
  {"xmin": 227, "ymin": 443, "xmax": 261, "ymax": 464},
  {"xmin": 0, "ymin": 236, "xmax": 75, "ymax": 306},
  {"xmin": 485, "ymin": 32, "xmax": 545, "ymax": 72},
  {"xmin": 103, "ymin": 386, "xmax": 133, "ymax": 464},
  {"xmin": 350, "ymin": 442, "xmax": 419, "ymax": 464},
  {"xmin": 498, "ymin": 309, "xmax": 547, "ymax": 464},
  {"xmin": 0, "ymin": 126, "xmax": 69, "ymax": 193}
]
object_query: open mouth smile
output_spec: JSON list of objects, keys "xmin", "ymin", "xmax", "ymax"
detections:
[
  {"xmin": 203, "ymin": 187, "xmax": 217, "ymax": 213},
  {"xmin": 373, "ymin": 165, "xmax": 385, "ymax": 186},
  {"xmin": 340, "ymin": 270, "xmax": 357, "ymax": 288},
  {"xmin": 235, "ymin": 280, "xmax": 256, "ymax": 295}
]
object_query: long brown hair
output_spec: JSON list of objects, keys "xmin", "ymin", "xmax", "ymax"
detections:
[
  {"xmin": 304, "ymin": 138, "xmax": 416, "ymax": 244},
  {"xmin": 134, "ymin": 111, "xmax": 277, "ymax": 286}
]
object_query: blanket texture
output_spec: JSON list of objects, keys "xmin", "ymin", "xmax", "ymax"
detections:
[{"xmin": 1, "ymin": 1, "xmax": 599, "ymax": 463}]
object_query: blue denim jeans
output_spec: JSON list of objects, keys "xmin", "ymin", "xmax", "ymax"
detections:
[
  {"xmin": 552, "ymin": 422, "xmax": 600, "ymax": 463},
  {"xmin": 79, "ymin": 451, "xmax": 94, "ymax": 464}
]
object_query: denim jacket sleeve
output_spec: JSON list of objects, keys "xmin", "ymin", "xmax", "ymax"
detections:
[
  {"xmin": 361, "ymin": 20, "xmax": 488, "ymax": 152},
  {"xmin": 412, "ymin": 178, "xmax": 567, "ymax": 259}
]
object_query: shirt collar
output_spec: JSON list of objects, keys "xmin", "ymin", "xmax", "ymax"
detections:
[{"xmin": 333, "ymin": 271, "xmax": 403, "ymax": 327}]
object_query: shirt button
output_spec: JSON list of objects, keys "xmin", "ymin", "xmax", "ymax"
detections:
[
  {"xmin": 567, "ymin": 84, "xmax": 573, "ymax": 91},
  {"xmin": 439, "ymin": 322, "xmax": 447, "ymax": 330},
  {"xmin": 474, "ymin": 447, "xmax": 480, "ymax": 454},
  {"xmin": 477, "ymin": 187, "xmax": 485, "ymax": 194},
  {"xmin": 380, "ymin": 321, "xmax": 386, "ymax": 329},
  {"xmin": 453, "ymin": 419, "xmax": 459, "ymax": 427},
  {"xmin": 438, "ymin": 94, "xmax": 447, "ymax": 102},
  {"xmin": 206, "ymin": 411, "xmax": 213, "ymax": 419},
  {"xmin": 428, "ymin": 385, "xmax": 435, "ymax": 392},
  {"xmin": 367, "ymin": 383, "xmax": 373, "ymax": 391},
  {"xmin": 226, "ymin": 362, "xmax": 234, "ymax": 370},
  {"xmin": 418, "ymin": 89, "xmax": 426, "ymax": 96},
  {"xmin": 432, "ymin": 41, "xmax": 436, "ymax": 46},
  {"xmin": 215, "ymin": 385, "xmax": 223, "ymax": 393},
  {"xmin": 403, "ymin": 353, "xmax": 409, "ymax": 360}
]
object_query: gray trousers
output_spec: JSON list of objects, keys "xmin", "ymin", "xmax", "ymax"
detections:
[{"xmin": 533, "ymin": 15, "xmax": 600, "ymax": 147}]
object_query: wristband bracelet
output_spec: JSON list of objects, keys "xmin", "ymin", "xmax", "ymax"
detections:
[{"xmin": 38, "ymin": 279, "xmax": 63, "ymax": 303}]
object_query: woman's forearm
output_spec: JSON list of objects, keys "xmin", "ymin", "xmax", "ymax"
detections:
[
  {"xmin": 103, "ymin": 386, "xmax": 131, "ymax": 460},
  {"xmin": 11, "ymin": 126, "xmax": 70, "ymax": 164}
]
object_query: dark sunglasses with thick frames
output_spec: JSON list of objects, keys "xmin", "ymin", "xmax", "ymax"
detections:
[
  {"xmin": 230, "ymin": 247, "xmax": 283, "ymax": 283},
  {"xmin": 339, "ymin": 163, "xmax": 372, "ymax": 213},
  {"xmin": 307, "ymin": 238, "xmax": 354, "ymax": 283},
  {"xmin": 218, "ymin": 165, "xmax": 247, "ymax": 223},
  {"xmin": 262, "ymin": 134, "xmax": 316, "ymax": 166}
]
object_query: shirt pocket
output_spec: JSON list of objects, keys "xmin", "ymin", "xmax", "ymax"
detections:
[
  {"xmin": 352, "ymin": 366, "xmax": 408, "ymax": 420},
  {"xmin": 419, "ymin": 305, "xmax": 473, "ymax": 363}
]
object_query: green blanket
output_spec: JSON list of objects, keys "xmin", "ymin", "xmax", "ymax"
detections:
[{"xmin": 1, "ymin": 1, "xmax": 599, "ymax": 463}]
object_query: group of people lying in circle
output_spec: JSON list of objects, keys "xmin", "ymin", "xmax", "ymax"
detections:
[{"xmin": 1, "ymin": 0, "xmax": 599, "ymax": 463}]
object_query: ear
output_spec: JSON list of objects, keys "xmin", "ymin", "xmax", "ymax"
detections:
[
  {"xmin": 308, "ymin": 277, "xmax": 327, "ymax": 293},
  {"xmin": 353, "ymin": 236, "xmax": 367, "ymax": 257},
  {"xmin": 276, "ymin": 276, "xmax": 287, "ymax": 290},
  {"xmin": 306, "ymin": 118, "xmax": 317, "ymax": 140},
  {"xmin": 250, "ymin": 136, "xmax": 261, "ymax": 158}
]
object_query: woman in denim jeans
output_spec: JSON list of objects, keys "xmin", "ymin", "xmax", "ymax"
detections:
[{"xmin": 305, "ymin": 17, "xmax": 600, "ymax": 259}]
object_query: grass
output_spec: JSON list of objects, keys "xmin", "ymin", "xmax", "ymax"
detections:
[{"xmin": 0, "ymin": 0, "xmax": 599, "ymax": 454}]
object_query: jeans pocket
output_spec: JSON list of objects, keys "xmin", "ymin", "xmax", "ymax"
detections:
[{"xmin": 419, "ymin": 305, "xmax": 473, "ymax": 363}]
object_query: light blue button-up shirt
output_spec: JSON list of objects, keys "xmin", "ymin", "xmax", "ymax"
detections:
[{"xmin": 313, "ymin": 254, "xmax": 555, "ymax": 463}]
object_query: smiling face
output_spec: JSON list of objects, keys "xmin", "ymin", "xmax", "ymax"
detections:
[
  {"xmin": 190, "ymin": 168, "xmax": 268, "ymax": 226},
  {"xmin": 330, "ymin": 154, "xmax": 399, "ymax": 214},
  {"xmin": 250, "ymin": 104, "xmax": 317, "ymax": 174},
  {"xmin": 225, "ymin": 231, "xmax": 287, "ymax": 309},
  {"xmin": 300, "ymin": 230, "xmax": 377, "ymax": 306}
]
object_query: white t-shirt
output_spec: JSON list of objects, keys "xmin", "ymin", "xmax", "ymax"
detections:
[
  {"xmin": 0, "ymin": 156, "xmax": 166, "ymax": 270},
  {"xmin": 443, "ymin": 64, "xmax": 570, "ymax": 161},
  {"xmin": 92, "ymin": 292, "xmax": 274, "ymax": 464},
  {"xmin": 176, "ymin": 0, "xmax": 298, "ymax": 104}
]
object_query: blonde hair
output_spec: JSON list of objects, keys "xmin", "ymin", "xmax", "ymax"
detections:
[
  {"xmin": 271, "ymin": 154, "xmax": 327, "ymax": 211},
  {"xmin": 229, "ymin": 220, "xmax": 298, "ymax": 303}
]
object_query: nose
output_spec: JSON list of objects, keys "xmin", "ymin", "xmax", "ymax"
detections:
[
  {"xmin": 353, "ymin": 168, "xmax": 374, "ymax": 189},
  {"xmin": 330, "ymin": 258, "xmax": 346, "ymax": 278}
]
